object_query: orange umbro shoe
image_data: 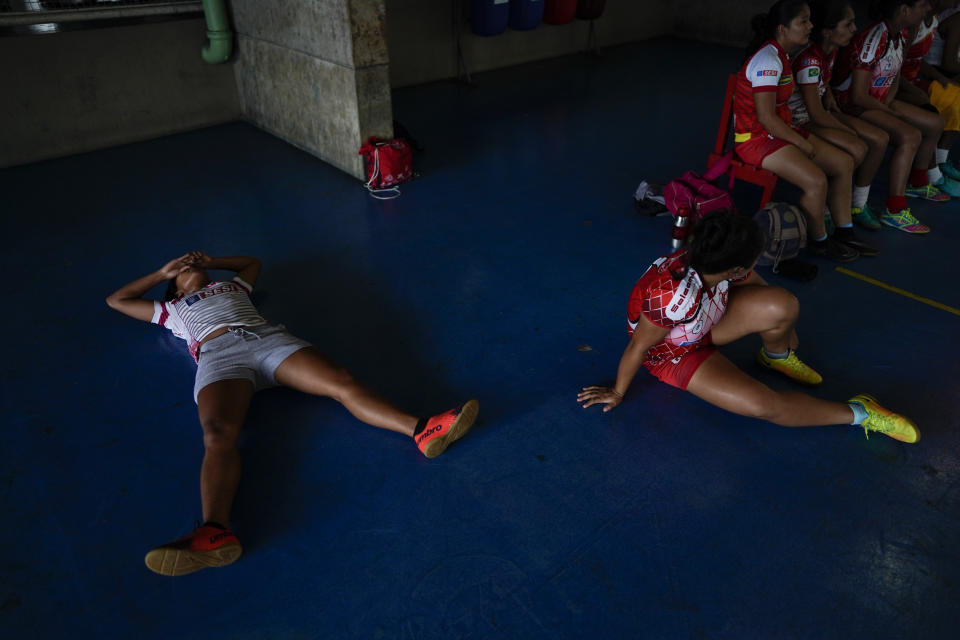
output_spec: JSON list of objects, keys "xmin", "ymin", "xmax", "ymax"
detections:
[
  {"xmin": 144, "ymin": 523, "xmax": 242, "ymax": 576},
  {"xmin": 415, "ymin": 399, "xmax": 479, "ymax": 458}
]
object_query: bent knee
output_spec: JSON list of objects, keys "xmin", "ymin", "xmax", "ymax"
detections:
[
  {"xmin": 868, "ymin": 129, "xmax": 890, "ymax": 151},
  {"xmin": 762, "ymin": 287, "xmax": 799, "ymax": 322},
  {"xmin": 852, "ymin": 140, "xmax": 868, "ymax": 166},
  {"xmin": 799, "ymin": 170, "xmax": 828, "ymax": 195}
]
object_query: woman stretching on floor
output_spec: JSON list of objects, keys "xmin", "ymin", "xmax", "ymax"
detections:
[
  {"xmin": 107, "ymin": 251, "xmax": 479, "ymax": 576},
  {"xmin": 577, "ymin": 210, "xmax": 918, "ymax": 443},
  {"xmin": 831, "ymin": 0, "xmax": 948, "ymax": 234},
  {"xmin": 735, "ymin": 0, "xmax": 874, "ymax": 262},
  {"xmin": 789, "ymin": 1, "xmax": 894, "ymax": 231}
]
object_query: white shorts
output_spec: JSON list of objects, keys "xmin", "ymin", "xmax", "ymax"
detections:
[{"xmin": 193, "ymin": 324, "xmax": 311, "ymax": 403}]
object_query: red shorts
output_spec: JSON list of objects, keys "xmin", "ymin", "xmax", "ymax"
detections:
[
  {"xmin": 643, "ymin": 345, "xmax": 717, "ymax": 390},
  {"xmin": 734, "ymin": 128, "xmax": 811, "ymax": 166}
]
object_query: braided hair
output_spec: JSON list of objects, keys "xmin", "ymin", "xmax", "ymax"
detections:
[
  {"xmin": 683, "ymin": 210, "xmax": 764, "ymax": 277},
  {"xmin": 746, "ymin": 0, "xmax": 812, "ymax": 58}
]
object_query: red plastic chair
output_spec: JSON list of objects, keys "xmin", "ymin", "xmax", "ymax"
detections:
[{"xmin": 707, "ymin": 73, "xmax": 778, "ymax": 207}]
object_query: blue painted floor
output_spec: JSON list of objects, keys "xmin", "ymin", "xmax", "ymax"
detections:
[{"xmin": 3, "ymin": 37, "xmax": 960, "ymax": 639}]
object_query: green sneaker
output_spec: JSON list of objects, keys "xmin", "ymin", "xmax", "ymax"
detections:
[
  {"xmin": 851, "ymin": 203, "xmax": 881, "ymax": 230},
  {"xmin": 940, "ymin": 162, "xmax": 960, "ymax": 181},
  {"xmin": 756, "ymin": 349, "xmax": 823, "ymax": 386},
  {"xmin": 880, "ymin": 207, "xmax": 930, "ymax": 234},
  {"xmin": 905, "ymin": 182, "xmax": 950, "ymax": 202},
  {"xmin": 849, "ymin": 394, "xmax": 920, "ymax": 443}
]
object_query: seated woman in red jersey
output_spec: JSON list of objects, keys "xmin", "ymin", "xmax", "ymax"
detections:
[
  {"xmin": 735, "ymin": 1, "xmax": 872, "ymax": 262},
  {"xmin": 831, "ymin": 0, "xmax": 947, "ymax": 234},
  {"xmin": 107, "ymin": 252, "xmax": 479, "ymax": 576},
  {"xmin": 577, "ymin": 211, "xmax": 918, "ymax": 443},
  {"xmin": 789, "ymin": 1, "xmax": 893, "ymax": 232},
  {"xmin": 897, "ymin": 0, "xmax": 960, "ymax": 192}
]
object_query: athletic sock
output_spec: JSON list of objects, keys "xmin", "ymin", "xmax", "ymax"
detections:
[
  {"xmin": 910, "ymin": 168, "xmax": 930, "ymax": 187},
  {"xmin": 937, "ymin": 148, "xmax": 950, "ymax": 165},
  {"xmin": 762, "ymin": 347, "xmax": 789, "ymax": 360},
  {"xmin": 886, "ymin": 195, "xmax": 907, "ymax": 213},
  {"xmin": 848, "ymin": 401, "xmax": 869, "ymax": 426},
  {"xmin": 413, "ymin": 417, "xmax": 428, "ymax": 436},
  {"xmin": 928, "ymin": 166, "xmax": 944, "ymax": 184},
  {"xmin": 852, "ymin": 185, "xmax": 870, "ymax": 208}
]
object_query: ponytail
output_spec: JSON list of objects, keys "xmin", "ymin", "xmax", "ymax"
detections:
[{"xmin": 745, "ymin": 0, "xmax": 811, "ymax": 59}]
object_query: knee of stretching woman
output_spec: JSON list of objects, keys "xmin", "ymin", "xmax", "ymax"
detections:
[{"xmin": 733, "ymin": 2, "xmax": 816, "ymax": 169}]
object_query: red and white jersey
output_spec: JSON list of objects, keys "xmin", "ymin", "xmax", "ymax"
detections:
[
  {"xmin": 734, "ymin": 40, "xmax": 795, "ymax": 143},
  {"xmin": 925, "ymin": 7, "xmax": 960, "ymax": 67},
  {"xmin": 833, "ymin": 21, "xmax": 904, "ymax": 105},
  {"xmin": 627, "ymin": 250, "xmax": 746, "ymax": 364},
  {"xmin": 151, "ymin": 276, "xmax": 266, "ymax": 362},
  {"xmin": 788, "ymin": 42, "xmax": 838, "ymax": 126},
  {"xmin": 902, "ymin": 16, "xmax": 938, "ymax": 83}
]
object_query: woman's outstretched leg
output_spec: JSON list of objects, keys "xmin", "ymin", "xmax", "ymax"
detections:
[
  {"xmin": 197, "ymin": 378, "xmax": 255, "ymax": 526},
  {"xmin": 274, "ymin": 346, "xmax": 478, "ymax": 457},
  {"xmin": 143, "ymin": 378, "xmax": 252, "ymax": 577},
  {"xmin": 686, "ymin": 351, "xmax": 851, "ymax": 426}
]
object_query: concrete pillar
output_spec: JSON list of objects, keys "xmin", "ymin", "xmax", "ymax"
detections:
[{"xmin": 231, "ymin": 0, "xmax": 393, "ymax": 180}]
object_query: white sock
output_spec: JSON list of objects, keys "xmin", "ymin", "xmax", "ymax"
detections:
[
  {"xmin": 929, "ymin": 166, "xmax": 944, "ymax": 184},
  {"xmin": 852, "ymin": 185, "xmax": 870, "ymax": 208},
  {"xmin": 937, "ymin": 148, "xmax": 950, "ymax": 165}
]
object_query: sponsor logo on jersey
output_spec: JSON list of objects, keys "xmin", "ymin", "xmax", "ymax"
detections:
[
  {"xmin": 757, "ymin": 69, "xmax": 779, "ymax": 77},
  {"xmin": 873, "ymin": 75, "xmax": 892, "ymax": 87}
]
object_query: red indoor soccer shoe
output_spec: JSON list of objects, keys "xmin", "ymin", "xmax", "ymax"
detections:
[
  {"xmin": 416, "ymin": 399, "xmax": 479, "ymax": 458},
  {"xmin": 144, "ymin": 523, "xmax": 242, "ymax": 576}
]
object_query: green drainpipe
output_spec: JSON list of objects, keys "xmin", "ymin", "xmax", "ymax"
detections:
[{"xmin": 201, "ymin": 0, "xmax": 233, "ymax": 64}]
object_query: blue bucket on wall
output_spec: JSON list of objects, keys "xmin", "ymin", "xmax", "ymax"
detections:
[
  {"xmin": 509, "ymin": 0, "xmax": 544, "ymax": 31},
  {"xmin": 471, "ymin": 0, "xmax": 510, "ymax": 36}
]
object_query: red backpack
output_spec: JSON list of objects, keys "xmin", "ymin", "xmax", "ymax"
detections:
[
  {"xmin": 663, "ymin": 152, "xmax": 736, "ymax": 222},
  {"xmin": 359, "ymin": 137, "xmax": 414, "ymax": 199}
]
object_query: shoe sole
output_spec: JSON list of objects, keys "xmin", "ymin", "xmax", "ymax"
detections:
[
  {"xmin": 423, "ymin": 398, "xmax": 479, "ymax": 459},
  {"xmin": 843, "ymin": 243, "xmax": 879, "ymax": 257},
  {"xmin": 880, "ymin": 219, "xmax": 930, "ymax": 234},
  {"xmin": 144, "ymin": 542, "xmax": 242, "ymax": 576},
  {"xmin": 756, "ymin": 355, "xmax": 822, "ymax": 386},
  {"xmin": 807, "ymin": 250, "xmax": 859, "ymax": 262},
  {"xmin": 904, "ymin": 192, "xmax": 949, "ymax": 202}
]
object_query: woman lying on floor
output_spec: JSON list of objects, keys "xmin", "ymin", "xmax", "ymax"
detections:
[
  {"xmin": 577, "ymin": 210, "xmax": 918, "ymax": 444},
  {"xmin": 107, "ymin": 251, "xmax": 478, "ymax": 576}
]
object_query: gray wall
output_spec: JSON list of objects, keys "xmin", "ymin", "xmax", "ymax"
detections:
[
  {"xmin": 386, "ymin": 0, "xmax": 675, "ymax": 88},
  {"xmin": 2, "ymin": 1, "xmax": 803, "ymax": 171},
  {"xmin": 231, "ymin": 0, "xmax": 394, "ymax": 179},
  {"xmin": 1, "ymin": 17, "xmax": 241, "ymax": 168}
]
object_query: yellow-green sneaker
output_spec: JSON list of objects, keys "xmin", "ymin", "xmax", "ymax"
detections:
[
  {"xmin": 849, "ymin": 394, "xmax": 920, "ymax": 443},
  {"xmin": 756, "ymin": 348, "xmax": 823, "ymax": 386}
]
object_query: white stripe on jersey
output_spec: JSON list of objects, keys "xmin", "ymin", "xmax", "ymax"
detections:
[
  {"xmin": 859, "ymin": 22, "xmax": 888, "ymax": 64},
  {"xmin": 152, "ymin": 276, "xmax": 266, "ymax": 345}
]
